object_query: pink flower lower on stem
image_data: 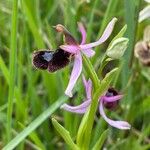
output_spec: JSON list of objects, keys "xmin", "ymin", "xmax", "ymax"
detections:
[{"xmin": 61, "ymin": 76, "xmax": 131, "ymax": 130}]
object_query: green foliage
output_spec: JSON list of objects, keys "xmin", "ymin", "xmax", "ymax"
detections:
[
  {"xmin": 52, "ymin": 118, "xmax": 79, "ymax": 150},
  {"xmin": 92, "ymin": 129, "xmax": 109, "ymax": 150}
]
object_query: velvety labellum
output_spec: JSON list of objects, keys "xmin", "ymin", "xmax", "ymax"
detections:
[
  {"xmin": 32, "ymin": 48, "xmax": 71, "ymax": 72},
  {"xmin": 104, "ymin": 88, "xmax": 119, "ymax": 110}
]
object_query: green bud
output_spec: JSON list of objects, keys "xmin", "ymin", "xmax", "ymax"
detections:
[{"xmin": 106, "ymin": 37, "xmax": 129, "ymax": 59}]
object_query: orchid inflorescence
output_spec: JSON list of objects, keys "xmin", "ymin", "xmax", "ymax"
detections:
[{"xmin": 32, "ymin": 17, "xmax": 131, "ymax": 149}]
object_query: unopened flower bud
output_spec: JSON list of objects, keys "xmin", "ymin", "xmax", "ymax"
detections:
[{"xmin": 106, "ymin": 37, "xmax": 129, "ymax": 59}]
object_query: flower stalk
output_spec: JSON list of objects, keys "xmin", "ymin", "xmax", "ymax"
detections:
[
  {"xmin": 82, "ymin": 55, "xmax": 100, "ymax": 89},
  {"xmin": 81, "ymin": 68, "xmax": 119, "ymax": 149}
]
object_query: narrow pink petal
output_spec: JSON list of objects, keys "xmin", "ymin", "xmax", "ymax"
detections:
[
  {"xmin": 102, "ymin": 95, "xmax": 123, "ymax": 102},
  {"xmin": 60, "ymin": 45, "xmax": 79, "ymax": 54},
  {"xmin": 60, "ymin": 100, "xmax": 91, "ymax": 114},
  {"xmin": 81, "ymin": 49, "xmax": 95, "ymax": 57},
  {"xmin": 99, "ymin": 100, "xmax": 131, "ymax": 130},
  {"xmin": 65, "ymin": 53, "xmax": 82, "ymax": 97},
  {"xmin": 80, "ymin": 18, "xmax": 117, "ymax": 50},
  {"xmin": 82, "ymin": 75, "xmax": 87, "ymax": 90},
  {"xmin": 78, "ymin": 22, "xmax": 86, "ymax": 45},
  {"xmin": 86, "ymin": 79, "xmax": 92, "ymax": 100},
  {"xmin": 82, "ymin": 75, "xmax": 92, "ymax": 100}
]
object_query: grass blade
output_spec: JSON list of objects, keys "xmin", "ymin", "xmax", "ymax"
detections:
[
  {"xmin": 3, "ymin": 95, "xmax": 67, "ymax": 150},
  {"xmin": 52, "ymin": 118, "xmax": 79, "ymax": 150},
  {"xmin": 92, "ymin": 129, "xmax": 109, "ymax": 150},
  {"xmin": 6, "ymin": 0, "xmax": 18, "ymax": 142}
]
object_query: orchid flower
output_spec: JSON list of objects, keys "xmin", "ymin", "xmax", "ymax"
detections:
[
  {"xmin": 139, "ymin": 0, "xmax": 150, "ymax": 22},
  {"xmin": 61, "ymin": 76, "xmax": 131, "ymax": 130},
  {"xmin": 54, "ymin": 18, "xmax": 117, "ymax": 97}
]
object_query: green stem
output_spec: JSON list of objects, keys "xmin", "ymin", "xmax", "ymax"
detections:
[
  {"xmin": 6, "ymin": 0, "xmax": 18, "ymax": 142},
  {"xmin": 78, "ymin": 56, "xmax": 101, "ymax": 149},
  {"xmin": 82, "ymin": 84, "xmax": 108, "ymax": 149},
  {"xmin": 80, "ymin": 66, "xmax": 117, "ymax": 149},
  {"xmin": 83, "ymin": 55, "xmax": 100, "ymax": 89}
]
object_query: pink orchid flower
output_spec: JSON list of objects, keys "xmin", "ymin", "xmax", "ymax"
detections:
[
  {"xmin": 61, "ymin": 76, "xmax": 131, "ymax": 130},
  {"xmin": 54, "ymin": 18, "xmax": 117, "ymax": 97}
]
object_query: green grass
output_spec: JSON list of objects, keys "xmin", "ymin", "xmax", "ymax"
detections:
[
  {"xmin": 7, "ymin": 0, "xmax": 18, "ymax": 142},
  {"xmin": 0, "ymin": 0, "xmax": 150, "ymax": 149}
]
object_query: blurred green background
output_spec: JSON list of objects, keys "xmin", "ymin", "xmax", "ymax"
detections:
[{"xmin": 0, "ymin": 0, "xmax": 150, "ymax": 149}]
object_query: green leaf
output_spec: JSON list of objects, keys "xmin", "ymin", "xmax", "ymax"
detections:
[
  {"xmin": 76, "ymin": 110, "xmax": 89, "ymax": 147},
  {"xmin": 7, "ymin": 0, "xmax": 18, "ymax": 141},
  {"xmin": 92, "ymin": 129, "xmax": 109, "ymax": 150},
  {"xmin": 18, "ymin": 122, "xmax": 46, "ymax": 150},
  {"xmin": 52, "ymin": 118, "xmax": 79, "ymax": 150},
  {"xmin": 98, "ymin": 67, "xmax": 119, "ymax": 94},
  {"xmin": 0, "ymin": 56, "xmax": 9, "ymax": 84},
  {"xmin": 21, "ymin": 0, "xmax": 45, "ymax": 48},
  {"xmin": 3, "ymin": 95, "xmax": 67, "ymax": 150},
  {"xmin": 106, "ymin": 37, "xmax": 129, "ymax": 59}
]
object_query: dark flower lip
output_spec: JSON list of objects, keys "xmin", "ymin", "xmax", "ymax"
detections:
[
  {"xmin": 32, "ymin": 48, "xmax": 71, "ymax": 72},
  {"xmin": 32, "ymin": 50, "xmax": 54, "ymax": 70},
  {"xmin": 105, "ymin": 87, "xmax": 118, "ymax": 97},
  {"xmin": 48, "ymin": 48, "xmax": 71, "ymax": 72},
  {"xmin": 104, "ymin": 88, "xmax": 120, "ymax": 110}
]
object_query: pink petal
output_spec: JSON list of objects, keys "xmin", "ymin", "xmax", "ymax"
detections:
[
  {"xmin": 80, "ymin": 18, "xmax": 117, "ymax": 50},
  {"xmin": 102, "ymin": 95, "xmax": 123, "ymax": 103},
  {"xmin": 99, "ymin": 100, "xmax": 131, "ymax": 130},
  {"xmin": 86, "ymin": 79, "xmax": 92, "ymax": 100},
  {"xmin": 82, "ymin": 74, "xmax": 87, "ymax": 90},
  {"xmin": 78, "ymin": 22, "xmax": 86, "ymax": 45},
  {"xmin": 82, "ymin": 75, "xmax": 92, "ymax": 100},
  {"xmin": 65, "ymin": 53, "xmax": 82, "ymax": 97},
  {"xmin": 60, "ymin": 100, "xmax": 91, "ymax": 114},
  {"xmin": 81, "ymin": 48, "xmax": 95, "ymax": 57},
  {"xmin": 60, "ymin": 45, "xmax": 79, "ymax": 54}
]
